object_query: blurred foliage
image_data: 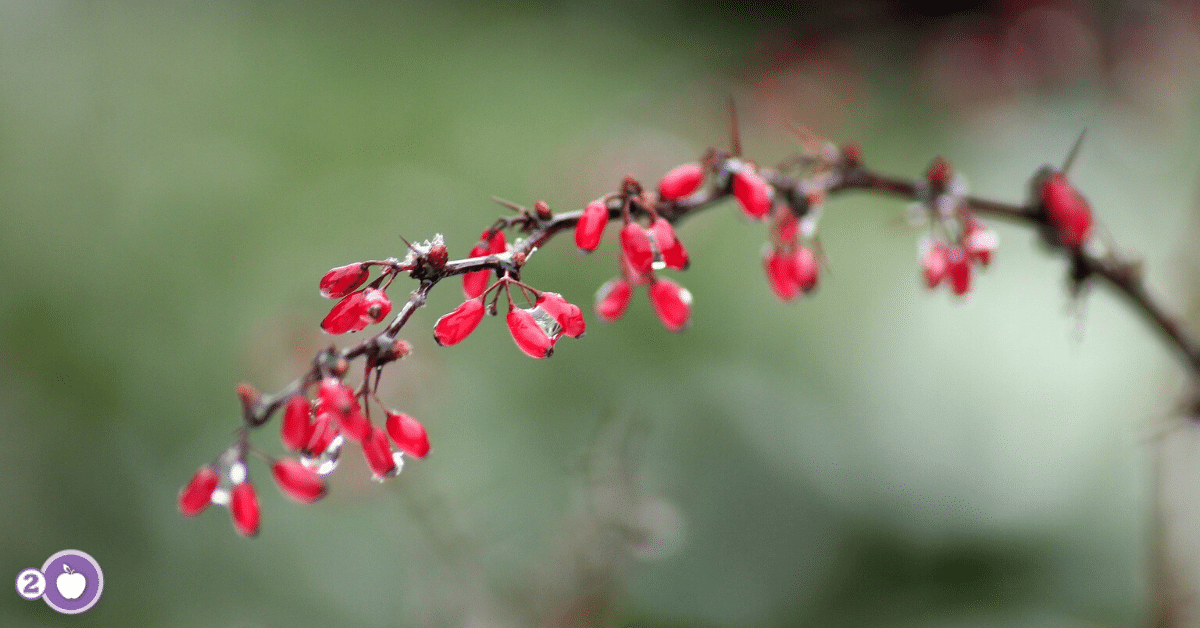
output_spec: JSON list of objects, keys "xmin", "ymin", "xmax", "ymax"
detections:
[{"xmin": 1, "ymin": 1, "xmax": 1198, "ymax": 626}]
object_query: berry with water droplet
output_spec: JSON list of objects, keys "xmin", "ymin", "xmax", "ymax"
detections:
[
  {"xmin": 620, "ymin": 223, "xmax": 655, "ymax": 276},
  {"xmin": 507, "ymin": 308, "xmax": 555, "ymax": 358},
  {"xmin": 595, "ymin": 278, "xmax": 633, "ymax": 323},
  {"xmin": 651, "ymin": 219, "xmax": 689, "ymax": 270},
  {"xmin": 362, "ymin": 426, "xmax": 399, "ymax": 478}
]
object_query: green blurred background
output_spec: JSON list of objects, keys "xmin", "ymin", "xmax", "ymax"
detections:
[{"xmin": 2, "ymin": 1, "xmax": 1199, "ymax": 626}]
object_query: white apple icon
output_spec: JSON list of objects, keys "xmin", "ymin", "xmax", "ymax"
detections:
[{"xmin": 55, "ymin": 564, "xmax": 86, "ymax": 600}]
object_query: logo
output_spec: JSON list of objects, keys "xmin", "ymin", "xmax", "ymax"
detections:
[{"xmin": 15, "ymin": 550, "xmax": 104, "ymax": 614}]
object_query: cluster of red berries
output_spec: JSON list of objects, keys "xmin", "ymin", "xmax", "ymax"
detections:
[
  {"xmin": 912, "ymin": 158, "xmax": 998, "ymax": 297},
  {"xmin": 435, "ymin": 280, "xmax": 586, "ymax": 359}
]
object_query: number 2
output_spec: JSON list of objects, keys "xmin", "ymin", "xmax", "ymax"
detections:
[{"xmin": 22, "ymin": 574, "xmax": 40, "ymax": 595}]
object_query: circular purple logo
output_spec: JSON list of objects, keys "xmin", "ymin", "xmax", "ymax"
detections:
[{"xmin": 38, "ymin": 550, "xmax": 103, "ymax": 614}]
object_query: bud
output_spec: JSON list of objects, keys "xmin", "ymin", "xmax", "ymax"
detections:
[
  {"xmin": 272, "ymin": 459, "xmax": 327, "ymax": 503},
  {"xmin": 575, "ymin": 201, "xmax": 609, "ymax": 252},
  {"xmin": 534, "ymin": 200, "xmax": 552, "ymax": 220},
  {"xmin": 179, "ymin": 466, "xmax": 219, "ymax": 517},
  {"xmin": 658, "ymin": 163, "xmax": 705, "ymax": 201},
  {"xmin": 732, "ymin": 167, "xmax": 772, "ymax": 219},
  {"xmin": 433, "ymin": 298, "xmax": 486, "ymax": 346},
  {"xmin": 319, "ymin": 263, "xmax": 369, "ymax": 299},
  {"xmin": 620, "ymin": 223, "xmax": 655, "ymax": 276},
  {"xmin": 230, "ymin": 481, "xmax": 261, "ymax": 537},
  {"xmin": 281, "ymin": 396, "xmax": 314, "ymax": 451},
  {"xmin": 507, "ymin": 308, "xmax": 555, "ymax": 358},
  {"xmin": 595, "ymin": 278, "xmax": 633, "ymax": 323},
  {"xmin": 386, "ymin": 412, "xmax": 430, "ymax": 459},
  {"xmin": 928, "ymin": 157, "xmax": 952, "ymax": 189},
  {"xmin": 426, "ymin": 242, "xmax": 448, "ymax": 271},
  {"xmin": 649, "ymin": 279, "xmax": 693, "ymax": 332},
  {"xmin": 650, "ymin": 219, "xmax": 689, "ymax": 270}
]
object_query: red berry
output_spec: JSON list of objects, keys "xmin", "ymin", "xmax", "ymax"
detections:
[
  {"xmin": 361, "ymin": 288, "xmax": 392, "ymax": 324},
  {"xmin": 507, "ymin": 308, "xmax": 555, "ymax": 358},
  {"xmin": 649, "ymin": 279, "xmax": 692, "ymax": 332},
  {"xmin": 281, "ymin": 396, "xmax": 313, "ymax": 451},
  {"xmin": 319, "ymin": 263, "xmax": 369, "ymax": 299},
  {"xmin": 764, "ymin": 248, "xmax": 801, "ymax": 302},
  {"xmin": 272, "ymin": 459, "xmax": 327, "ymax": 504},
  {"xmin": 362, "ymin": 426, "xmax": 399, "ymax": 478},
  {"xmin": 963, "ymin": 220, "xmax": 997, "ymax": 266},
  {"xmin": 792, "ymin": 246, "xmax": 819, "ymax": 293},
  {"xmin": 305, "ymin": 411, "xmax": 340, "ymax": 456},
  {"xmin": 620, "ymin": 223, "xmax": 655, "ymax": 276},
  {"xmin": 921, "ymin": 241, "xmax": 950, "ymax": 289},
  {"xmin": 651, "ymin": 219, "xmax": 689, "ymax": 270},
  {"xmin": 947, "ymin": 247, "xmax": 972, "ymax": 296},
  {"xmin": 1041, "ymin": 173, "xmax": 1093, "ymax": 248},
  {"xmin": 179, "ymin": 466, "xmax": 219, "ymax": 517},
  {"xmin": 732, "ymin": 167, "xmax": 772, "ymax": 219},
  {"xmin": 230, "ymin": 481, "xmax": 261, "ymax": 537},
  {"xmin": 386, "ymin": 412, "xmax": 430, "ymax": 459},
  {"xmin": 658, "ymin": 163, "xmax": 705, "ymax": 201},
  {"xmin": 575, "ymin": 201, "xmax": 609, "ymax": 252},
  {"xmin": 321, "ymin": 290, "xmax": 371, "ymax": 335},
  {"xmin": 928, "ymin": 157, "xmax": 952, "ymax": 189},
  {"xmin": 462, "ymin": 243, "xmax": 492, "ymax": 299},
  {"xmin": 337, "ymin": 402, "xmax": 372, "ymax": 442},
  {"xmin": 433, "ymin": 298, "xmax": 486, "ymax": 346},
  {"xmin": 841, "ymin": 142, "xmax": 862, "ymax": 167},
  {"xmin": 595, "ymin": 278, "xmax": 633, "ymax": 323},
  {"xmin": 535, "ymin": 292, "xmax": 586, "ymax": 338}
]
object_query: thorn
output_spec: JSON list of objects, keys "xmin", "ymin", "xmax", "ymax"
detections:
[
  {"xmin": 398, "ymin": 235, "xmax": 417, "ymax": 252},
  {"xmin": 491, "ymin": 196, "xmax": 526, "ymax": 213},
  {"xmin": 728, "ymin": 97, "xmax": 742, "ymax": 157},
  {"xmin": 782, "ymin": 120, "xmax": 823, "ymax": 156},
  {"xmin": 1061, "ymin": 129, "xmax": 1087, "ymax": 174}
]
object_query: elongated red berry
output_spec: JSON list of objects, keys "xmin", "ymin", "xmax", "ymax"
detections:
[
  {"xmin": 651, "ymin": 219, "xmax": 689, "ymax": 270},
  {"xmin": 649, "ymin": 279, "xmax": 692, "ymax": 332},
  {"xmin": 732, "ymin": 167, "xmax": 772, "ymax": 219},
  {"xmin": 337, "ymin": 403, "xmax": 372, "ymax": 442},
  {"xmin": 320, "ymin": 263, "xmax": 369, "ymax": 299},
  {"xmin": 575, "ymin": 201, "xmax": 609, "ymax": 252},
  {"xmin": 764, "ymin": 249, "xmax": 801, "ymax": 302},
  {"xmin": 362, "ymin": 426, "xmax": 399, "ymax": 478},
  {"xmin": 658, "ymin": 163, "xmax": 705, "ymax": 201},
  {"xmin": 179, "ymin": 466, "xmax": 219, "ymax": 517},
  {"xmin": 230, "ymin": 481, "xmax": 261, "ymax": 537},
  {"xmin": 1041, "ymin": 173, "xmax": 1093, "ymax": 248},
  {"xmin": 947, "ymin": 247, "xmax": 971, "ymax": 296},
  {"xmin": 281, "ymin": 396, "xmax": 314, "ymax": 451},
  {"xmin": 318, "ymin": 378, "xmax": 355, "ymax": 416},
  {"xmin": 361, "ymin": 288, "xmax": 392, "ymax": 324},
  {"xmin": 595, "ymin": 278, "xmax": 633, "ymax": 323},
  {"xmin": 792, "ymin": 246, "xmax": 819, "ymax": 292},
  {"xmin": 434, "ymin": 298, "xmax": 486, "ymax": 346},
  {"xmin": 272, "ymin": 459, "xmax": 327, "ymax": 503},
  {"xmin": 507, "ymin": 308, "xmax": 555, "ymax": 358},
  {"xmin": 620, "ymin": 223, "xmax": 655, "ymax": 276},
  {"xmin": 535, "ymin": 292, "xmax": 586, "ymax": 338},
  {"xmin": 921, "ymin": 241, "xmax": 950, "ymax": 288},
  {"xmin": 321, "ymin": 290, "xmax": 370, "ymax": 334},
  {"xmin": 386, "ymin": 412, "xmax": 430, "ymax": 458},
  {"xmin": 463, "ymin": 243, "xmax": 492, "ymax": 298}
]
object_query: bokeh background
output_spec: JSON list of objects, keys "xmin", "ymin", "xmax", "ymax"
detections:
[{"xmin": 2, "ymin": 1, "xmax": 1200, "ymax": 626}]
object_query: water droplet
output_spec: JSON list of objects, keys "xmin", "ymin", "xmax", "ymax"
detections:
[
  {"xmin": 210, "ymin": 488, "xmax": 230, "ymax": 506},
  {"xmin": 228, "ymin": 462, "xmax": 247, "ymax": 485},
  {"xmin": 302, "ymin": 435, "xmax": 344, "ymax": 476}
]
